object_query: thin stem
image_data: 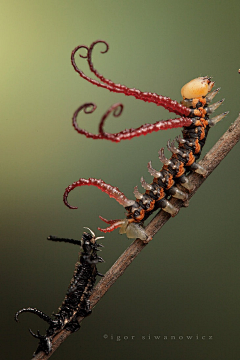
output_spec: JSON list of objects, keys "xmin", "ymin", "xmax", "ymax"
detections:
[{"xmin": 31, "ymin": 114, "xmax": 240, "ymax": 360}]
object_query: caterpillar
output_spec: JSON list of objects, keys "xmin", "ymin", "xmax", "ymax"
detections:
[
  {"xmin": 15, "ymin": 229, "xmax": 104, "ymax": 355},
  {"xmin": 63, "ymin": 41, "xmax": 228, "ymax": 242}
]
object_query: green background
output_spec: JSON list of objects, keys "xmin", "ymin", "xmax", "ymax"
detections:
[{"xmin": 1, "ymin": 0, "xmax": 239, "ymax": 359}]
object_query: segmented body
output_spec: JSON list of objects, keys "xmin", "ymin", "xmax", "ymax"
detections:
[
  {"xmin": 124, "ymin": 104, "xmax": 211, "ymax": 228},
  {"xmin": 64, "ymin": 41, "xmax": 228, "ymax": 241},
  {"xmin": 15, "ymin": 230, "xmax": 104, "ymax": 355}
]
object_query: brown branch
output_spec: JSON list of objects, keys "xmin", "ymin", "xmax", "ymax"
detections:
[{"xmin": 32, "ymin": 115, "xmax": 240, "ymax": 360}]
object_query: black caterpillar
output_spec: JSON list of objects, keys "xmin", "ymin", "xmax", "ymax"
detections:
[
  {"xmin": 64, "ymin": 74, "xmax": 228, "ymax": 241},
  {"xmin": 15, "ymin": 228, "xmax": 104, "ymax": 355}
]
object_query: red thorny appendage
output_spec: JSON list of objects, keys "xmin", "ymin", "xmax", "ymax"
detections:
[
  {"xmin": 72, "ymin": 102, "xmax": 192, "ymax": 142},
  {"xmin": 70, "ymin": 40, "xmax": 192, "ymax": 142},
  {"xmin": 63, "ymin": 177, "xmax": 134, "ymax": 209},
  {"xmin": 98, "ymin": 216, "xmax": 126, "ymax": 233}
]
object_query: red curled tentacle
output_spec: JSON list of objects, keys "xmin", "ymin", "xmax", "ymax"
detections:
[
  {"xmin": 100, "ymin": 117, "xmax": 193, "ymax": 141},
  {"xmin": 63, "ymin": 178, "xmax": 134, "ymax": 209},
  {"xmin": 78, "ymin": 45, "xmax": 89, "ymax": 59},
  {"xmin": 98, "ymin": 103, "xmax": 124, "ymax": 135},
  {"xmin": 72, "ymin": 102, "xmax": 125, "ymax": 142},
  {"xmin": 71, "ymin": 40, "xmax": 191, "ymax": 117},
  {"xmin": 72, "ymin": 101, "xmax": 192, "ymax": 142},
  {"xmin": 72, "ymin": 102, "xmax": 104, "ymax": 140},
  {"xmin": 98, "ymin": 216, "xmax": 125, "ymax": 233}
]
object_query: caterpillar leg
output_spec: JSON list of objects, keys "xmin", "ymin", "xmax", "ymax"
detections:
[
  {"xmin": 178, "ymin": 176, "xmax": 195, "ymax": 191},
  {"xmin": 190, "ymin": 163, "xmax": 208, "ymax": 177},
  {"xmin": 168, "ymin": 186, "xmax": 188, "ymax": 201},
  {"xmin": 15, "ymin": 307, "xmax": 55, "ymax": 325},
  {"xmin": 123, "ymin": 222, "xmax": 148, "ymax": 241}
]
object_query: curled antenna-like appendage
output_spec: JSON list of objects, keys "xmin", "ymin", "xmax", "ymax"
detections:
[
  {"xmin": 72, "ymin": 102, "xmax": 192, "ymax": 142},
  {"xmin": 15, "ymin": 308, "xmax": 52, "ymax": 325},
  {"xmin": 78, "ymin": 45, "xmax": 89, "ymax": 59},
  {"xmin": 147, "ymin": 161, "xmax": 162, "ymax": 178},
  {"xmin": 73, "ymin": 102, "xmax": 126, "ymax": 142},
  {"xmin": 140, "ymin": 177, "xmax": 152, "ymax": 191},
  {"xmin": 63, "ymin": 178, "xmax": 135, "ymax": 209},
  {"xmin": 133, "ymin": 186, "xmax": 143, "ymax": 200},
  {"xmin": 71, "ymin": 40, "xmax": 191, "ymax": 117},
  {"xmin": 87, "ymin": 40, "xmax": 117, "ymax": 88},
  {"xmin": 98, "ymin": 103, "xmax": 123, "ymax": 135},
  {"xmin": 158, "ymin": 147, "xmax": 172, "ymax": 165},
  {"xmin": 72, "ymin": 102, "xmax": 100, "ymax": 139}
]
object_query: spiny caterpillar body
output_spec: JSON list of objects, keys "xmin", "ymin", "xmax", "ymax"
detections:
[
  {"xmin": 15, "ymin": 229, "xmax": 104, "ymax": 355},
  {"xmin": 64, "ymin": 41, "xmax": 228, "ymax": 241}
]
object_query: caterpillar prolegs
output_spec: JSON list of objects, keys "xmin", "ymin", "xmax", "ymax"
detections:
[
  {"xmin": 64, "ymin": 41, "xmax": 228, "ymax": 241},
  {"xmin": 15, "ymin": 229, "xmax": 104, "ymax": 355}
]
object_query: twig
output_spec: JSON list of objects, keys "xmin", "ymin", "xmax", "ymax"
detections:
[{"xmin": 31, "ymin": 115, "xmax": 240, "ymax": 360}]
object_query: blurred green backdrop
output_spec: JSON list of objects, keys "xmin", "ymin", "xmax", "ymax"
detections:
[{"xmin": 1, "ymin": 0, "xmax": 239, "ymax": 359}]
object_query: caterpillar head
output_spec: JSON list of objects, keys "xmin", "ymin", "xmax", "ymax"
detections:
[{"xmin": 181, "ymin": 76, "xmax": 214, "ymax": 100}]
